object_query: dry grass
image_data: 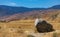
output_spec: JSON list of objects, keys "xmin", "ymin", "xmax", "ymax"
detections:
[{"xmin": 0, "ymin": 19, "xmax": 60, "ymax": 37}]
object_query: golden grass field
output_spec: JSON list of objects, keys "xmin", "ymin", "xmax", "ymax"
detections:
[{"xmin": 0, "ymin": 19, "xmax": 60, "ymax": 37}]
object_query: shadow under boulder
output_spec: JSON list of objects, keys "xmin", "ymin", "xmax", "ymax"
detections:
[{"xmin": 36, "ymin": 20, "xmax": 55, "ymax": 33}]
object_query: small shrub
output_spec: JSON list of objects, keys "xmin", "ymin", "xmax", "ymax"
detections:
[
  {"xmin": 0, "ymin": 26, "xmax": 1, "ymax": 29},
  {"xmin": 27, "ymin": 35, "xmax": 35, "ymax": 37},
  {"xmin": 53, "ymin": 32, "xmax": 57, "ymax": 37}
]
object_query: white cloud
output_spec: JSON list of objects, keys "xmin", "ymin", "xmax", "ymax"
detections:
[
  {"xmin": 5, "ymin": 2, "xmax": 17, "ymax": 6},
  {"xmin": 10, "ymin": 2, "xmax": 17, "ymax": 6}
]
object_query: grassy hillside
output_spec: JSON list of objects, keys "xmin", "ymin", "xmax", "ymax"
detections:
[{"xmin": 0, "ymin": 19, "xmax": 60, "ymax": 37}]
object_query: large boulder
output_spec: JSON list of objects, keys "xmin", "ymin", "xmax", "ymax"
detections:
[{"xmin": 36, "ymin": 20, "xmax": 55, "ymax": 33}]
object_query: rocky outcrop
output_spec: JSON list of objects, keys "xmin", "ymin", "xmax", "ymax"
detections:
[{"xmin": 36, "ymin": 20, "xmax": 55, "ymax": 33}]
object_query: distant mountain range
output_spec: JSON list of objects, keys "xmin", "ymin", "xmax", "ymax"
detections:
[
  {"xmin": 0, "ymin": 5, "xmax": 60, "ymax": 22},
  {"xmin": 49, "ymin": 5, "xmax": 60, "ymax": 9},
  {"xmin": 0, "ymin": 5, "xmax": 46, "ymax": 17},
  {"xmin": 0, "ymin": 5, "xmax": 60, "ymax": 16}
]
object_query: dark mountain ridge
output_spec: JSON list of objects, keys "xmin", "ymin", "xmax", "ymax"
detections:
[
  {"xmin": 0, "ymin": 5, "xmax": 46, "ymax": 17},
  {"xmin": 49, "ymin": 5, "xmax": 60, "ymax": 9}
]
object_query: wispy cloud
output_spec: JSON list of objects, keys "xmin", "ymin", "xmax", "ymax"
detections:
[
  {"xmin": 5, "ymin": 2, "xmax": 17, "ymax": 6},
  {"xmin": 10, "ymin": 2, "xmax": 17, "ymax": 6}
]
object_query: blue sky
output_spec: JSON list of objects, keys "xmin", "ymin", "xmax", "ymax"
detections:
[{"xmin": 0, "ymin": 0, "xmax": 60, "ymax": 8}]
